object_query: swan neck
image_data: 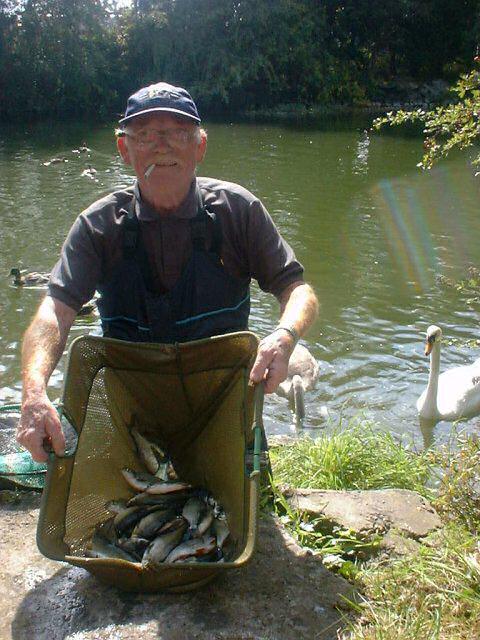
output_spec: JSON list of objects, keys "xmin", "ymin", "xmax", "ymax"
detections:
[
  {"xmin": 425, "ymin": 341, "xmax": 441, "ymax": 409},
  {"xmin": 293, "ymin": 376, "xmax": 305, "ymax": 420}
]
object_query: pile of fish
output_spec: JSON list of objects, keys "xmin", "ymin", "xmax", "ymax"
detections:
[{"xmin": 84, "ymin": 427, "xmax": 230, "ymax": 568}]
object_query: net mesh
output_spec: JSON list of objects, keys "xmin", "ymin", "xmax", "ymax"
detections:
[
  {"xmin": 37, "ymin": 332, "xmax": 260, "ymax": 592},
  {"xmin": 0, "ymin": 410, "xmax": 46, "ymax": 489}
]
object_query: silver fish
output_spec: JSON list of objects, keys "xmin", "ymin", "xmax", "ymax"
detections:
[
  {"xmin": 145, "ymin": 479, "xmax": 191, "ymax": 495},
  {"xmin": 182, "ymin": 497, "xmax": 204, "ymax": 529},
  {"xmin": 142, "ymin": 517, "xmax": 188, "ymax": 568},
  {"xmin": 121, "ymin": 468, "xmax": 159, "ymax": 492},
  {"xmin": 166, "ymin": 460, "xmax": 179, "ymax": 481},
  {"xmin": 179, "ymin": 547, "xmax": 224, "ymax": 563},
  {"xmin": 131, "ymin": 428, "xmax": 162, "ymax": 475},
  {"xmin": 87, "ymin": 530, "xmax": 136, "ymax": 562},
  {"xmin": 131, "ymin": 508, "xmax": 176, "ymax": 539},
  {"xmin": 155, "ymin": 461, "xmax": 169, "ymax": 481},
  {"xmin": 164, "ymin": 535, "xmax": 216, "ymax": 563},
  {"xmin": 127, "ymin": 491, "xmax": 190, "ymax": 508},
  {"xmin": 195, "ymin": 506, "xmax": 214, "ymax": 537},
  {"xmin": 116, "ymin": 536, "xmax": 150, "ymax": 560},
  {"xmin": 155, "ymin": 459, "xmax": 180, "ymax": 482},
  {"xmin": 113, "ymin": 505, "xmax": 151, "ymax": 536},
  {"xmin": 212, "ymin": 516, "xmax": 230, "ymax": 549}
]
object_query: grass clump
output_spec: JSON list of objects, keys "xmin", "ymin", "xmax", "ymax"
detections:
[
  {"xmin": 342, "ymin": 524, "xmax": 480, "ymax": 639},
  {"xmin": 429, "ymin": 433, "xmax": 480, "ymax": 534},
  {"xmin": 267, "ymin": 419, "xmax": 431, "ymax": 579},
  {"xmin": 268, "ymin": 420, "xmax": 480, "ymax": 638},
  {"xmin": 269, "ymin": 419, "xmax": 431, "ymax": 496}
]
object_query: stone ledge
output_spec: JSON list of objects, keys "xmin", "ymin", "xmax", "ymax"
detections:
[{"xmin": 283, "ymin": 488, "xmax": 442, "ymax": 540}]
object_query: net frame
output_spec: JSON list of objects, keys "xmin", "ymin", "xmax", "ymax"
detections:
[{"xmin": 37, "ymin": 332, "xmax": 261, "ymax": 592}]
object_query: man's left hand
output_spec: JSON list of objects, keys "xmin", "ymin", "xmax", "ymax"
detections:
[{"xmin": 249, "ymin": 330, "xmax": 296, "ymax": 393}]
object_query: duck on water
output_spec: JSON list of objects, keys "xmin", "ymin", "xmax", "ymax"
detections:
[{"xmin": 9, "ymin": 268, "xmax": 49, "ymax": 287}]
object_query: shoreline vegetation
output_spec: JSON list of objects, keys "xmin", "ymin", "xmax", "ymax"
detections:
[
  {"xmin": 267, "ymin": 423, "xmax": 480, "ymax": 639},
  {"xmin": 0, "ymin": 1, "xmax": 476, "ymax": 123},
  {"xmin": 242, "ymin": 79, "xmax": 452, "ymax": 121}
]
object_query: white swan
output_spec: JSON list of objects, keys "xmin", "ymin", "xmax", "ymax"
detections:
[
  {"xmin": 416, "ymin": 325, "xmax": 480, "ymax": 422},
  {"xmin": 276, "ymin": 343, "xmax": 320, "ymax": 423}
]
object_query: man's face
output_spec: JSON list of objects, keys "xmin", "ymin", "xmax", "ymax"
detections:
[{"xmin": 117, "ymin": 112, "xmax": 206, "ymax": 195}]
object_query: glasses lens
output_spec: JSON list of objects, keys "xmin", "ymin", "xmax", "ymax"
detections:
[{"xmin": 130, "ymin": 129, "xmax": 193, "ymax": 147}]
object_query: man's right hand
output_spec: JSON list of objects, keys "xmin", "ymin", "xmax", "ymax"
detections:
[
  {"xmin": 18, "ymin": 395, "xmax": 65, "ymax": 462},
  {"xmin": 18, "ymin": 296, "xmax": 77, "ymax": 462}
]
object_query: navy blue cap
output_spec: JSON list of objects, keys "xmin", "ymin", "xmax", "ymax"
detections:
[{"xmin": 119, "ymin": 82, "xmax": 201, "ymax": 125}]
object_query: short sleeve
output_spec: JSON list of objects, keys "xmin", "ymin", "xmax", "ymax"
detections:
[
  {"xmin": 48, "ymin": 214, "xmax": 102, "ymax": 312},
  {"xmin": 246, "ymin": 199, "xmax": 304, "ymax": 297}
]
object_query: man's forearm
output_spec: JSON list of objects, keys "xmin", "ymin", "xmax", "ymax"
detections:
[
  {"xmin": 22, "ymin": 296, "xmax": 76, "ymax": 403},
  {"xmin": 277, "ymin": 282, "xmax": 319, "ymax": 338},
  {"xmin": 249, "ymin": 281, "xmax": 319, "ymax": 392}
]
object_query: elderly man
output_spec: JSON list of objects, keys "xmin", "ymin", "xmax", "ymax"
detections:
[{"xmin": 18, "ymin": 82, "xmax": 318, "ymax": 462}]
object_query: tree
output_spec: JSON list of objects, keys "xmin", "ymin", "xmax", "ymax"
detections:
[
  {"xmin": 372, "ymin": 65, "xmax": 480, "ymax": 170},
  {"xmin": 0, "ymin": 0, "xmax": 125, "ymax": 119}
]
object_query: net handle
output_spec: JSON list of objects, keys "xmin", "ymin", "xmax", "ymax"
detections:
[{"xmin": 251, "ymin": 384, "xmax": 265, "ymax": 476}]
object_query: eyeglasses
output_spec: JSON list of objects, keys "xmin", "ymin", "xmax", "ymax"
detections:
[{"xmin": 120, "ymin": 128, "xmax": 197, "ymax": 149}]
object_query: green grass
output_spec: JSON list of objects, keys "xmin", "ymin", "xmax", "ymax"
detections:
[
  {"xmin": 267, "ymin": 420, "xmax": 480, "ymax": 639},
  {"xmin": 429, "ymin": 433, "xmax": 480, "ymax": 535},
  {"xmin": 342, "ymin": 524, "xmax": 480, "ymax": 639},
  {"xmin": 269, "ymin": 419, "xmax": 431, "ymax": 496}
]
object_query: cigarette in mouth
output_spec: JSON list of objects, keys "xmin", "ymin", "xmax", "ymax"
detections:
[{"xmin": 144, "ymin": 164, "xmax": 155, "ymax": 179}]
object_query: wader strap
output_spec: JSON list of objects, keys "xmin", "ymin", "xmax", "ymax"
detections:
[
  {"xmin": 190, "ymin": 184, "xmax": 222, "ymax": 254},
  {"xmin": 120, "ymin": 197, "xmax": 155, "ymax": 292},
  {"xmin": 121, "ymin": 186, "xmax": 223, "ymax": 281},
  {"xmin": 121, "ymin": 199, "xmax": 138, "ymax": 258}
]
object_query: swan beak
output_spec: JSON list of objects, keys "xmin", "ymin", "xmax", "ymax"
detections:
[{"xmin": 424, "ymin": 339, "xmax": 433, "ymax": 356}]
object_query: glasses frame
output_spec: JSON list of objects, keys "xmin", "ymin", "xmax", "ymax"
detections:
[{"xmin": 117, "ymin": 127, "xmax": 199, "ymax": 149}]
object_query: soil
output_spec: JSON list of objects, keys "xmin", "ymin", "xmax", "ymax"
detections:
[{"xmin": 0, "ymin": 491, "xmax": 355, "ymax": 640}]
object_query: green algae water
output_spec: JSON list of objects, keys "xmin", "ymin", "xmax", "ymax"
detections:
[{"xmin": 1, "ymin": 116, "xmax": 480, "ymax": 447}]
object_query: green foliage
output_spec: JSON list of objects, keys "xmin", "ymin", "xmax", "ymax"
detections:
[
  {"xmin": 269, "ymin": 426, "xmax": 480, "ymax": 637},
  {"xmin": 436, "ymin": 266, "xmax": 480, "ymax": 317},
  {"xmin": 429, "ymin": 433, "xmax": 480, "ymax": 535},
  {"xmin": 0, "ymin": 0, "xmax": 478, "ymax": 121},
  {"xmin": 269, "ymin": 480, "xmax": 381, "ymax": 580},
  {"xmin": 267, "ymin": 420, "xmax": 430, "ymax": 579},
  {"xmin": 269, "ymin": 419, "xmax": 431, "ymax": 495},
  {"xmin": 0, "ymin": 0, "xmax": 127, "ymax": 120},
  {"xmin": 342, "ymin": 525, "xmax": 480, "ymax": 639},
  {"xmin": 373, "ymin": 68, "xmax": 480, "ymax": 169}
]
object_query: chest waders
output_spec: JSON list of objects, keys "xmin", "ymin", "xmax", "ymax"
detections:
[{"xmin": 96, "ymin": 186, "xmax": 250, "ymax": 343}]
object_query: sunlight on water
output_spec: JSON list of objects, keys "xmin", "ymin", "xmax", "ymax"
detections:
[{"xmin": 1, "ymin": 118, "xmax": 480, "ymax": 448}]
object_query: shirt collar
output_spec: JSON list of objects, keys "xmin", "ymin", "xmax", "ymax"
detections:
[{"xmin": 134, "ymin": 179, "xmax": 198, "ymax": 221}]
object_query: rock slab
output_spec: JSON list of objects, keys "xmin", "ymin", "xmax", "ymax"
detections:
[{"xmin": 284, "ymin": 488, "xmax": 442, "ymax": 539}]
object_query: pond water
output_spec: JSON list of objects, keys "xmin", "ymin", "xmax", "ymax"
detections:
[{"xmin": 1, "ymin": 116, "xmax": 480, "ymax": 448}]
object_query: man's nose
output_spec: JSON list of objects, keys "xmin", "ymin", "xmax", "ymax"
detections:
[{"xmin": 149, "ymin": 133, "xmax": 173, "ymax": 150}]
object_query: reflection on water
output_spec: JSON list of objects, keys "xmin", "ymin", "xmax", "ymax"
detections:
[{"xmin": 1, "ymin": 117, "xmax": 480, "ymax": 448}]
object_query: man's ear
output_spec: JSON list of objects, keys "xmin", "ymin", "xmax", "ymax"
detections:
[
  {"xmin": 117, "ymin": 135, "xmax": 131, "ymax": 165},
  {"xmin": 195, "ymin": 134, "xmax": 207, "ymax": 164}
]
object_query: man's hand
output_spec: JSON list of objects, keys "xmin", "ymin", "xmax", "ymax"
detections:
[
  {"xmin": 18, "ymin": 296, "xmax": 76, "ymax": 462},
  {"xmin": 18, "ymin": 394, "xmax": 65, "ymax": 462},
  {"xmin": 250, "ymin": 281, "xmax": 319, "ymax": 392},
  {"xmin": 249, "ymin": 330, "xmax": 296, "ymax": 393}
]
